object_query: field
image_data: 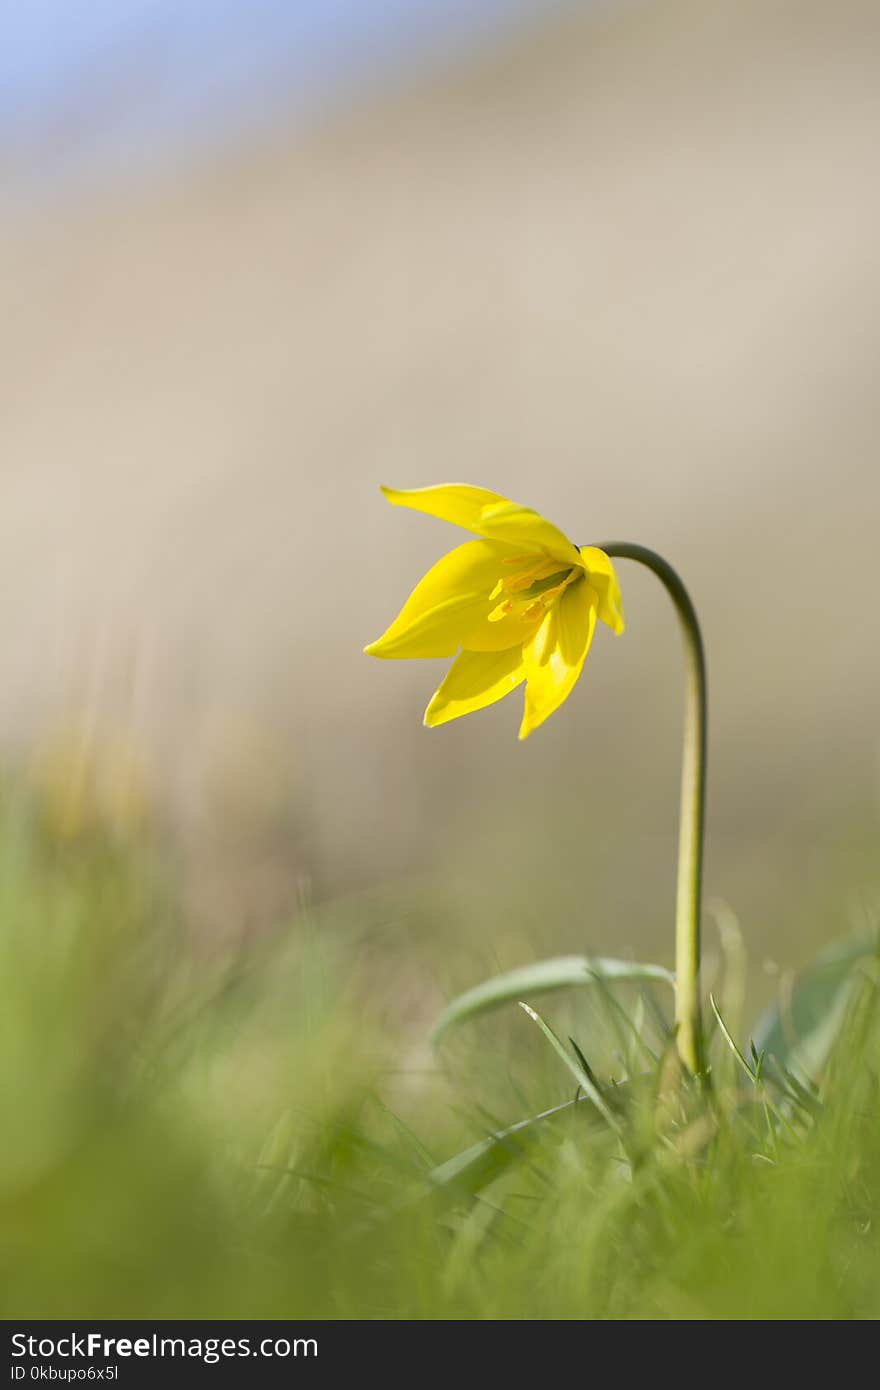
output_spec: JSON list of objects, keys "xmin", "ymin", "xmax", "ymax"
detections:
[{"xmin": 2, "ymin": 767, "xmax": 877, "ymax": 1320}]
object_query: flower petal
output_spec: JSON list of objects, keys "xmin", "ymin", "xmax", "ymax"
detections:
[
  {"xmin": 519, "ymin": 580, "xmax": 597, "ymax": 739},
  {"xmin": 380, "ymin": 484, "xmax": 581, "ymax": 567},
  {"xmin": 580, "ymin": 546, "xmax": 625, "ymax": 635},
  {"xmin": 424, "ymin": 648, "xmax": 525, "ymax": 728},
  {"xmin": 462, "ymin": 605, "xmax": 545, "ymax": 652},
  {"xmin": 380, "ymin": 484, "xmax": 511, "ymax": 533},
  {"xmin": 477, "ymin": 501, "xmax": 582, "ymax": 567},
  {"xmin": 364, "ymin": 539, "xmax": 514, "ymax": 659}
]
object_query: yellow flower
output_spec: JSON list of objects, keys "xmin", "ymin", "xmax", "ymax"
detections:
[{"xmin": 364, "ymin": 485, "xmax": 624, "ymax": 739}]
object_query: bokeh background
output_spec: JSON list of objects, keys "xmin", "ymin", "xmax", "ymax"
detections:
[{"xmin": 3, "ymin": 0, "xmax": 879, "ymax": 1005}]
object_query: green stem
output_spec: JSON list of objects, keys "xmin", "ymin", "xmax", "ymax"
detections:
[{"xmin": 595, "ymin": 542, "xmax": 707, "ymax": 1075}]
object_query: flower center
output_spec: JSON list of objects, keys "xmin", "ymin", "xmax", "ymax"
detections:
[{"xmin": 487, "ymin": 557, "xmax": 582, "ymax": 624}]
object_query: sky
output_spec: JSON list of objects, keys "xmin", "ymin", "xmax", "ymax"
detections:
[{"xmin": 0, "ymin": 0, "xmax": 554, "ymax": 189}]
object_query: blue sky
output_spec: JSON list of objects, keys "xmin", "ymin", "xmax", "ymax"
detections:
[{"xmin": 1, "ymin": 1, "xmax": 552, "ymax": 186}]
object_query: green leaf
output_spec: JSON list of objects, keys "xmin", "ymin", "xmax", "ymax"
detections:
[
  {"xmin": 430, "ymin": 954, "xmax": 674, "ymax": 1044},
  {"xmin": 751, "ymin": 930, "xmax": 879, "ymax": 1084}
]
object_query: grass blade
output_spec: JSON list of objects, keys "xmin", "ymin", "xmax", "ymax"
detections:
[
  {"xmin": 518, "ymin": 1001, "xmax": 620, "ymax": 1131},
  {"xmin": 424, "ymin": 1096, "xmax": 587, "ymax": 1198},
  {"xmin": 709, "ymin": 992, "xmax": 757, "ymax": 1083}
]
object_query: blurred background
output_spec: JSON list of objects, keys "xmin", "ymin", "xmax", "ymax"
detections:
[{"xmin": 2, "ymin": 0, "xmax": 879, "ymax": 992}]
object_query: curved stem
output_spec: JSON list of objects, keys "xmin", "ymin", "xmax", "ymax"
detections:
[{"xmin": 595, "ymin": 542, "xmax": 707, "ymax": 1075}]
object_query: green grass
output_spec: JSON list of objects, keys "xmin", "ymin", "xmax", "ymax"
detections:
[{"xmin": 1, "ymin": 785, "xmax": 878, "ymax": 1320}]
